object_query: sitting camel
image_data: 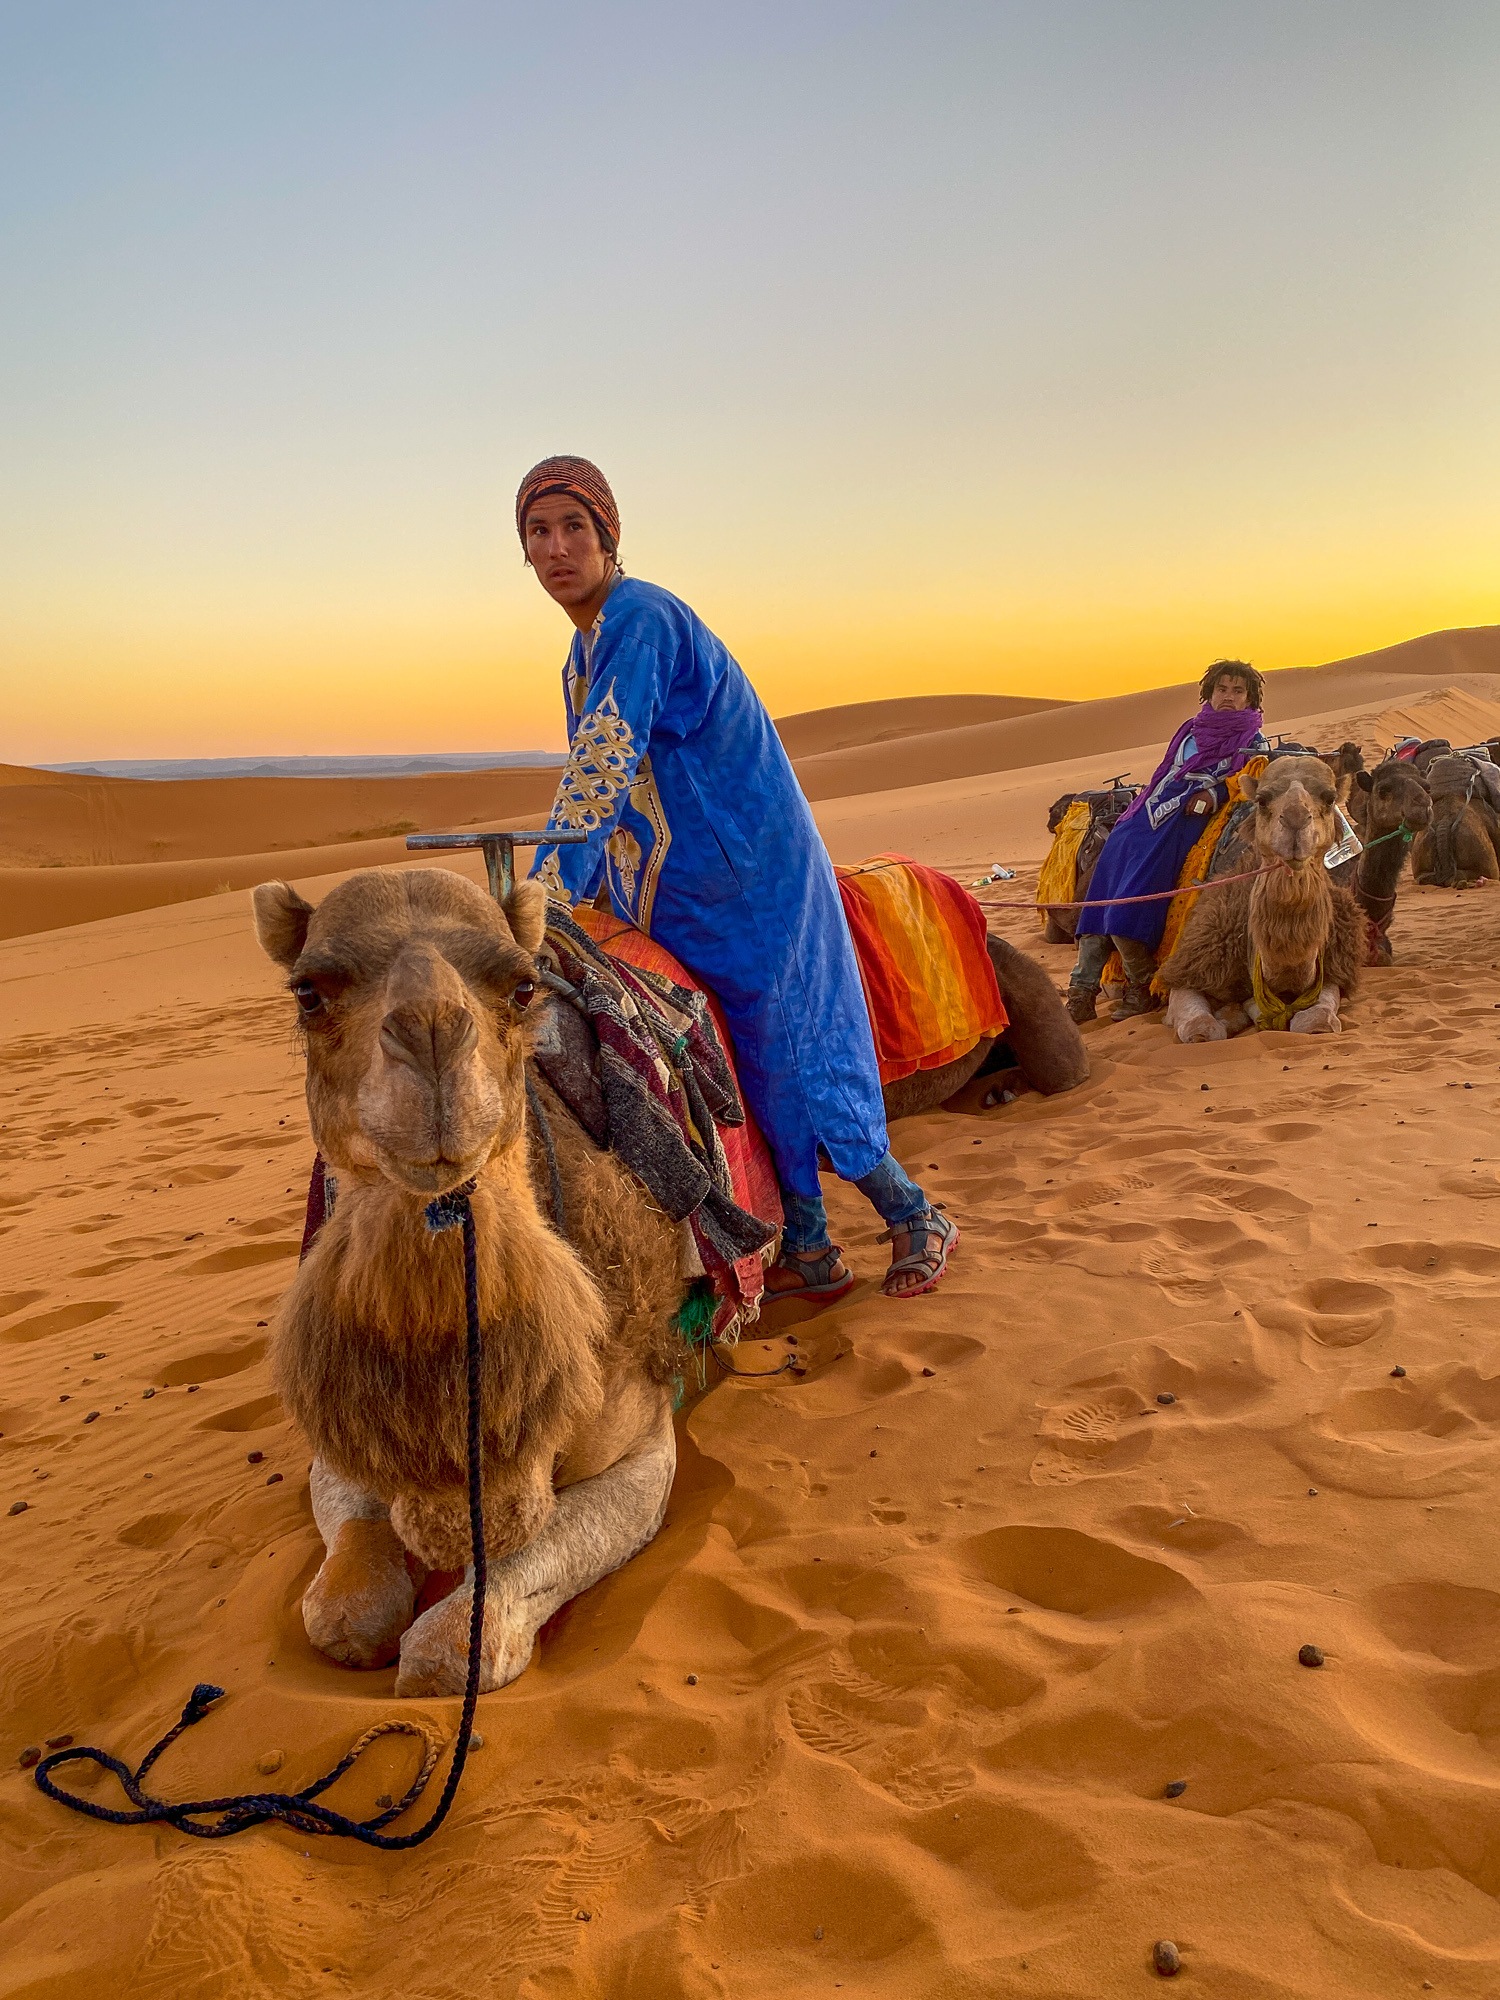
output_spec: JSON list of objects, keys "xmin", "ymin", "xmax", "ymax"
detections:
[
  {"xmin": 1159, "ymin": 756, "xmax": 1365, "ymax": 1042},
  {"xmin": 1343, "ymin": 758, "xmax": 1430, "ymax": 955},
  {"xmin": 1412, "ymin": 754, "xmax": 1500, "ymax": 888},
  {"xmin": 253, "ymin": 865, "xmax": 1084, "ymax": 1697}
]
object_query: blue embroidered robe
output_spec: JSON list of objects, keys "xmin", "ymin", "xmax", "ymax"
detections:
[{"xmin": 530, "ymin": 577, "xmax": 888, "ymax": 1198}]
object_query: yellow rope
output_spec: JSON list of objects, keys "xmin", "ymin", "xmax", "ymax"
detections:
[{"xmin": 1251, "ymin": 949, "xmax": 1325, "ymax": 1032}]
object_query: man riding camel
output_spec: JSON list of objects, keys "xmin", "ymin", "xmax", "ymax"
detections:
[
  {"xmin": 1067, "ymin": 658, "xmax": 1269, "ymax": 1023},
  {"xmin": 517, "ymin": 454, "xmax": 957, "ymax": 1300}
]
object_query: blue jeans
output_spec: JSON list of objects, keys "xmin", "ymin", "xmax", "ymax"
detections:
[{"xmin": 780, "ymin": 1151, "xmax": 929, "ymax": 1254}]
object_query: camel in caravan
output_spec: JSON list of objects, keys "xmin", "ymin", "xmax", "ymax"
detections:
[
  {"xmin": 253, "ymin": 865, "xmax": 1085, "ymax": 1696},
  {"xmin": 1412, "ymin": 754, "xmax": 1500, "ymax": 888},
  {"xmin": 1159, "ymin": 755, "xmax": 1366, "ymax": 1042}
]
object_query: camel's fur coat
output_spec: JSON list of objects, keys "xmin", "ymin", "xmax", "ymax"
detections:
[
  {"xmin": 254, "ymin": 866, "xmax": 683, "ymax": 1692},
  {"xmin": 1160, "ymin": 756, "xmax": 1363, "ymax": 1041}
]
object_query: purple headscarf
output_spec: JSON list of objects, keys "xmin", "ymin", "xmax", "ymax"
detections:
[{"xmin": 1118, "ymin": 701, "xmax": 1266, "ymax": 831}]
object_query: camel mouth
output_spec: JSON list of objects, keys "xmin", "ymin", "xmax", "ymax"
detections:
[{"xmin": 374, "ymin": 1148, "xmax": 489, "ymax": 1197}]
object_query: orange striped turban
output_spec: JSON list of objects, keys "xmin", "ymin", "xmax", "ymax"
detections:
[{"xmin": 515, "ymin": 456, "xmax": 620, "ymax": 556}]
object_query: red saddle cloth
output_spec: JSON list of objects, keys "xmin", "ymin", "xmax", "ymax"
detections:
[{"xmin": 571, "ymin": 907, "xmax": 783, "ymax": 1316}]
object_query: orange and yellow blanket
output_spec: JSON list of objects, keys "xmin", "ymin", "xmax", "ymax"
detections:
[{"xmin": 835, "ymin": 855, "xmax": 1008, "ymax": 1086}]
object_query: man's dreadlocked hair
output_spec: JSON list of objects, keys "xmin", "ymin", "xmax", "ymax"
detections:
[{"xmin": 1199, "ymin": 657, "xmax": 1264, "ymax": 709}]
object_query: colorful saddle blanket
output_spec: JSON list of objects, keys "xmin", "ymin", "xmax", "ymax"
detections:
[
  {"xmin": 835, "ymin": 856, "xmax": 1008, "ymax": 1086},
  {"xmin": 547, "ymin": 907, "xmax": 782, "ymax": 1340}
]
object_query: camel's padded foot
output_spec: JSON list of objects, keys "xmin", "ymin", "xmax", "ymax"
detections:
[
  {"xmin": 1176, "ymin": 1010, "xmax": 1227, "ymax": 1043},
  {"xmin": 394, "ymin": 1581, "xmax": 538, "ymax": 1698},
  {"xmin": 1290, "ymin": 1002, "xmax": 1342, "ymax": 1035},
  {"xmin": 302, "ymin": 1515, "xmax": 417, "ymax": 1669}
]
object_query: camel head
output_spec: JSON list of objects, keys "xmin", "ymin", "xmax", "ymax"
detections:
[
  {"xmin": 1241, "ymin": 755, "xmax": 1340, "ymax": 872},
  {"xmin": 252, "ymin": 867, "xmax": 547, "ymax": 1197},
  {"xmin": 1356, "ymin": 758, "xmax": 1431, "ymax": 839},
  {"xmin": 1317, "ymin": 740, "xmax": 1364, "ymax": 800}
]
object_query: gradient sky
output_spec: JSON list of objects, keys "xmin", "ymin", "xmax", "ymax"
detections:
[{"xmin": 3, "ymin": 1, "xmax": 1497, "ymax": 761}]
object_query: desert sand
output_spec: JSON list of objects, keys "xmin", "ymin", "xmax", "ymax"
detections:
[{"xmin": 5, "ymin": 628, "xmax": 1500, "ymax": 1996}]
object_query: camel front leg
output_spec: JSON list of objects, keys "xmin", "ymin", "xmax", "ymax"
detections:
[
  {"xmin": 394, "ymin": 1414, "xmax": 677, "ymax": 1697},
  {"xmin": 1290, "ymin": 983, "xmax": 1343, "ymax": 1035},
  {"xmin": 302, "ymin": 1459, "xmax": 419, "ymax": 1669},
  {"xmin": 1165, "ymin": 987, "xmax": 1227, "ymax": 1044}
]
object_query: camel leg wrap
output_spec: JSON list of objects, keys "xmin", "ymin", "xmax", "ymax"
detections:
[{"xmin": 395, "ymin": 1414, "xmax": 678, "ymax": 1697}]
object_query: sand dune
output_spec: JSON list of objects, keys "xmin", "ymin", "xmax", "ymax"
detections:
[
  {"xmin": 0, "ymin": 764, "xmax": 564, "ymax": 871},
  {"xmin": 774, "ymin": 692, "xmax": 1067, "ymax": 760},
  {"xmin": 5, "ymin": 731, "xmax": 1500, "ymax": 1992},
  {"xmin": 4, "ymin": 628, "xmax": 1497, "ymax": 945}
]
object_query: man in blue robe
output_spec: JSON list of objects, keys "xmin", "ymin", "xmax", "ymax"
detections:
[{"xmin": 517, "ymin": 455, "xmax": 958, "ymax": 1300}]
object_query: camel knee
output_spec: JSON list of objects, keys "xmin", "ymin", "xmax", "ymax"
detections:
[{"xmin": 303, "ymin": 1514, "xmax": 417, "ymax": 1668}]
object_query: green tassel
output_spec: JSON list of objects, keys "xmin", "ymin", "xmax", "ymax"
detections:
[{"xmin": 672, "ymin": 1279, "xmax": 717, "ymax": 1391}]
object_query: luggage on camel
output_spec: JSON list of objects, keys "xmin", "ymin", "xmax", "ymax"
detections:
[{"xmin": 1035, "ymin": 780, "xmax": 1141, "ymax": 944}]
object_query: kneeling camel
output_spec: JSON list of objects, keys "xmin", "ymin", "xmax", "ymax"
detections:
[
  {"xmin": 254, "ymin": 865, "xmax": 1083, "ymax": 1696},
  {"xmin": 1160, "ymin": 756, "xmax": 1365, "ymax": 1042}
]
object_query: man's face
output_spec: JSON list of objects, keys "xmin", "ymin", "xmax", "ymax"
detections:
[
  {"xmin": 524, "ymin": 493, "xmax": 614, "ymax": 609},
  {"xmin": 1210, "ymin": 675, "xmax": 1250, "ymax": 712}
]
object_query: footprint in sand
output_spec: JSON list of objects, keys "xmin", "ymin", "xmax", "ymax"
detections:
[
  {"xmin": 157, "ymin": 1338, "xmax": 267, "ymax": 1387},
  {"xmin": 1, "ymin": 1299, "xmax": 120, "ymax": 1346},
  {"xmin": 117, "ymin": 1509, "xmax": 192, "ymax": 1551},
  {"xmin": 1252, "ymin": 1277, "xmax": 1396, "ymax": 1348},
  {"xmin": 955, "ymin": 1523, "xmax": 1200, "ymax": 1620},
  {"xmin": 1319, "ymin": 1365, "xmax": 1500, "ymax": 1449},
  {"xmin": 187, "ymin": 1241, "xmax": 300, "ymax": 1275},
  {"xmin": 786, "ymin": 1661, "xmax": 976, "ymax": 1809},
  {"xmin": 1030, "ymin": 1384, "xmax": 1153, "ymax": 1485},
  {"xmin": 196, "ymin": 1392, "xmax": 283, "ymax": 1433},
  {"xmin": 1362, "ymin": 1239, "xmax": 1500, "ymax": 1278}
]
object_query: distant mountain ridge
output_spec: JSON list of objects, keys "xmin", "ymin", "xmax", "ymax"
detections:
[{"xmin": 41, "ymin": 752, "xmax": 565, "ymax": 781}]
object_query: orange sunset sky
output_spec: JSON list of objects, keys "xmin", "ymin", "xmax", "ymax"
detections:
[{"xmin": 2, "ymin": 4, "xmax": 1496, "ymax": 763}]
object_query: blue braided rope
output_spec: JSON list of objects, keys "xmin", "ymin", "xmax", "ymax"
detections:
[{"xmin": 34, "ymin": 1188, "xmax": 489, "ymax": 1848}]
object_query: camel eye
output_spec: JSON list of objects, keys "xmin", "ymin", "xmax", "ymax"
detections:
[
  {"xmin": 293, "ymin": 981, "xmax": 323, "ymax": 1015},
  {"xmin": 512, "ymin": 980, "xmax": 536, "ymax": 1010}
]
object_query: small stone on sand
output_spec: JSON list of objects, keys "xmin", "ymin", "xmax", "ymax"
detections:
[
  {"xmin": 19, "ymin": 1746, "xmax": 41, "ymax": 1769},
  {"xmin": 46, "ymin": 1733, "xmax": 74, "ymax": 1749},
  {"xmin": 8, "ymin": 1501, "xmax": 27, "ymax": 1516},
  {"xmin": 1299, "ymin": 1644, "xmax": 1325, "ymax": 1668},
  {"xmin": 467, "ymin": 1732, "xmax": 484, "ymax": 1749},
  {"xmin": 1390, "ymin": 1365, "xmax": 1406, "ymax": 1377},
  {"xmin": 1153, "ymin": 1939, "xmax": 1181, "ymax": 1976},
  {"xmin": 257, "ymin": 1749, "xmax": 285, "ymax": 1775},
  {"xmin": 1156, "ymin": 1392, "xmax": 1176, "ymax": 1406},
  {"xmin": 266, "ymin": 1473, "xmax": 283, "ymax": 1485},
  {"xmin": 922, "ymin": 1366, "xmax": 936, "ymax": 1376},
  {"xmin": 83, "ymin": 1411, "xmax": 99, "ymax": 1424},
  {"xmin": 686, "ymin": 1673, "xmax": 699, "ymax": 1685},
  {"xmin": 247, "ymin": 1450, "xmax": 264, "ymax": 1464},
  {"xmin": 1162, "ymin": 1779, "xmax": 1187, "ymax": 1798},
  {"xmin": 142, "ymin": 1388, "xmax": 155, "ymax": 1399}
]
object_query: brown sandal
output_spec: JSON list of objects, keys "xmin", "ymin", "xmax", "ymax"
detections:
[
  {"xmin": 880, "ymin": 1209, "xmax": 959, "ymax": 1298},
  {"xmin": 764, "ymin": 1242, "xmax": 856, "ymax": 1303}
]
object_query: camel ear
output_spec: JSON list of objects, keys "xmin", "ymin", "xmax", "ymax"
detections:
[
  {"xmin": 1356, "ymin": 769, "xmax": 1373, "ymax": 792},
  {"xmin": 1238, "ymin": 772, "xmax": 1260, "ymax": 801},
  {"xmin": 252, "ymin": 881, "xmax": 315, "ymax": 968},
  {"xmin": 1335, "ymin": 771, "xmax": 1354, "ymax": 806},
  {"xmin": 503, "ymin": 878, "xmax": 547, "ymax": 957}
]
